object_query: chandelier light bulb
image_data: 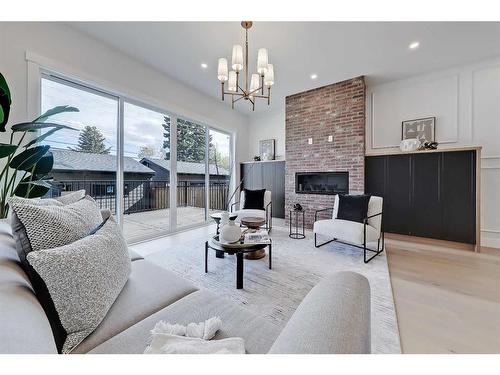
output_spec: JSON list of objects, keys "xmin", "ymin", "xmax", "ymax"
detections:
[
  {"xmin": 231, "ymin": 45, "xmax": 244, "ymax": 71},
  {"xmin": 227, "ymin": 71, "xmax": 237, "ymax": 92},
  {"xmin": 257, "ymin": 48, "xmax": 269, "ymax": 75},
  {"xmin": 249, "ymin": 73, "xmax": 260, "ymax": 95},
  {"xmin": 264, "ymin": 64, "xmax": 274, "ymax": 86},
  {"xmin": 217, "ymin": 58, "xmax": 228, "ymax": 82}
]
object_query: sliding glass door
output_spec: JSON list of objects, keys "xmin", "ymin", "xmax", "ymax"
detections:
[
  {"xmin": 176, "ymin": 117, "xmax": 207, "ymax": 228},
  {"xmin": 209, "ymin": 129, "xmax": 231, "ymax": 214},
  {"xmin": 122, "ymin": 102, "xmax": 171, "ymax": 243},
  {"xmin": 40, "ymin": 74, "xmax": 119, "ymax": 214},
  {"xmin": 39, "ymin": 71, "xmax": 233, "ymax": 242}
]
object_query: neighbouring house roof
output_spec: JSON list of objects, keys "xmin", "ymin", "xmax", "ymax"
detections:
[
  {"xmin": 51, "ymin": 149, "xmax": 155, "ymax": 175},
  {"xmin": 140, "ymin": 157, "xmax": 230, "ymax": 176}
]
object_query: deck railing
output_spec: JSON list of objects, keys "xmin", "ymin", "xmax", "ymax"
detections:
[{"xmin": 47, "ymin": 179, "xmax": 230, "ymax": 214}]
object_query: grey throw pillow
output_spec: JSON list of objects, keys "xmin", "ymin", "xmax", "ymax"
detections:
[
  {"xmin": 8, "ymin": 190, "xmax": 88, "ymax": 258},
  {"xmin": 26, "ymin": 216, "xmax": 131, "ymax": 353},
  {"xmin": 7, "ymin": 192, "xmax": 103, "ymax": 352},
  {"xmin": 55, "ymin": 190, "xmax": 86, "ymax": 205},
  {"xmin": 9, "ymin": 195, "xmax": 102, "ymax": 252}
]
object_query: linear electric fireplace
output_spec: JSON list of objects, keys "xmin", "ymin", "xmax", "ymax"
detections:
[{"xmin": 295, "ymin": 172, "xmax": 349, "ymax": 195}]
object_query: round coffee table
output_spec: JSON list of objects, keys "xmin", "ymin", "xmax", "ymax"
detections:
[
  {"xmin": 240, "ymin": 217, "xmax": 267, "ymax": 260},
  {"xmin": 205, "ymin": 235, "xmax": 272, "ymax": 289}
]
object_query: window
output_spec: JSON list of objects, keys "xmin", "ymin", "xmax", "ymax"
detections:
[
  {"xmin": 123, "ymin": 101, "xmax": 171, "ymax": 242},
  {"xmin": 39, "ymin": 71, "xmax": 233, "ymax": 242},
  {"xmin": 41, "ymin": 76, "xmax": 118, "ymax": 154},
  {"xmin": 41, "ymin": 74, "xmax": 119, "ymax": 216},
  {"xmin": 176, "ymin": 116, "xmax": 207, "ymax": 227}
]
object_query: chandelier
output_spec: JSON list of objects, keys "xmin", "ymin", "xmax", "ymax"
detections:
[{"xmin": 217, "ymin": 21, "xmax": 275, "ymax": 111}]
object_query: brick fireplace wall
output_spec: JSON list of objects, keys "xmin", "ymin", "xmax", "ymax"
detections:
[{"xmin": 285, "ymin": 76, "xmax": 366, "ymax": 228}]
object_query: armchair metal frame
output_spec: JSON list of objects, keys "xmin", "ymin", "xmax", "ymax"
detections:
[
  {"xmin": 314, "ymin": 208, "xmax": 384, "ymax": 264},
  {"xmin": 231, "ymin": 200, "xmax": 273, "ymax": 232}
]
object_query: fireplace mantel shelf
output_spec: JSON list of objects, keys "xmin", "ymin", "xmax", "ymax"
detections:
[
  {"xmin": 365, "ymin": 146, "xmax": 482, "ymax": 157},
  {"xmin": 240, "ymin": 159, "xmax": 285, "ymax": 164}
]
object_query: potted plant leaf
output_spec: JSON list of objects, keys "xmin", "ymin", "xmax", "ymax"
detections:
[{"xmin": 0, "ymin": 72, "xmax": 78, "ymax": 218}]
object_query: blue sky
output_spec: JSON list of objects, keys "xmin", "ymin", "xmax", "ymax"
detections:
[{"xmin": 41, "ymin": 77, "xmax": 230, "ymax": 160}]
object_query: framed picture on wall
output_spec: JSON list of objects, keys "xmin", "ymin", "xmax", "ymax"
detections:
[
  {"xmin": 401, "ymin": 117, "xmax": 436, "ymax": 143},
  {"xmin": 259, "ymin": 139, "xmax": 275, "ymax": 161}
]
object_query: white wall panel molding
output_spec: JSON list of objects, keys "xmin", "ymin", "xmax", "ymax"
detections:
[
  {"xmin": 368, "ymin": 74, "xmax": 459, "ymax": 150},
  {"xmin": 471, "ymin": 64, "xmax": 500, "ymax": 159}
]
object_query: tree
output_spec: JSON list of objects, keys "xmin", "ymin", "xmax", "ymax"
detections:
[
  {"xmin": 137, "ymin": 145, "xmax": 156, "ymax": 159},
  {"xmin": 162, "ymin": 117, "xmax": 210, "ymax": 162},
  {"xmin": 70, "ymin": 125, "xmax": 110, "ymax": 154},
  {"xmin": 209, "ymin": 144, "xmax": 230, "ymax": 174},
  {"xmin": 161, "ymin": 117, "xmax": 230, "ymax": 175}
]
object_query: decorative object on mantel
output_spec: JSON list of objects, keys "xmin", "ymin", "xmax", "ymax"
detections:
[
  {"xmin": 421, "ymin": 141, "xmax": 439, "ymax": 150},
  {"xmin": 401, "ymin": 117, "xmax": 435, "ymax": 143},
  {"xmin": 259, "ymin": 139, "xmax": 275, "ymax": 161},
  {"xmin": 217, "ymin": 21, "xmax": 275, "ymax": 111},
  {"xmin": 399, "ymin": 138, "xmax": 420, "ymax": 152},
  {"xmin": 253, "ymin": 155, "xmax": 261, "ymax": 161}
]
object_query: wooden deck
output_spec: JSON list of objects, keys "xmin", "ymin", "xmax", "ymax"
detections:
[{"xmin": 123, "ymin": 207, "xmax": 208, "ymax": 243}]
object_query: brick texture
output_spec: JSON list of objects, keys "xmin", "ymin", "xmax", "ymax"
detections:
[{"xmin": 285, "ymin": 76, "xmax": 366, "ymax": 228}]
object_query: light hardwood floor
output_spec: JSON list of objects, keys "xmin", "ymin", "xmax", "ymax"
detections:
[{"xmin": 386, "ymin": 237, "xmax": 500, "ymax": 353}]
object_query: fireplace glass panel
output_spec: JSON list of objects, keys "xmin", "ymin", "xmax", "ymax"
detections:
[{"xmin": 295, "ymin": 172, "xmax": 349, "ymax": 195}]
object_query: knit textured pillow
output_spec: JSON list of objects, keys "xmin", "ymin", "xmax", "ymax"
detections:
[
  {"xmin": 8, "ymin": 190, "xmax": 90, "ymax": 259},
  {"xmin": 9, "ymin": 195, "xmax": 102, "ymax": 252},
  {"xmin": 8, "ymin": 194, "xmax": 103, "ymax": 352},
  {"xmin": 26, "ymin": 216, "xmax": 131, "ymax": 353}
]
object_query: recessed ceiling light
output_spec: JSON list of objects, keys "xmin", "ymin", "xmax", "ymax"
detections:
[
  {"xmin": 201, "ymin": 63, "xmax": 208, "ymax": 69},
  {"xmin": 409, "ymin": 41, "xmax": 420, "ymax": 50},
  {"xmin": 310, "ymin": 74, "xmax": 318, "ymax": 80}
]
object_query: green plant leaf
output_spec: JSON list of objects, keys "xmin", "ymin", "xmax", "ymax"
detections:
[
  {"xmin": 0, "ymin": 73, "xmax": 11, "ymax": 104},
  {"xmin": 0, "ymin": 73, "xmax": 11, "ymax": 132},
  {"xmin": 23, "ymin": 127, "xmax": 65, "ymax": 148},
  {"xmin": 14, "ymin": 176, "xmax": 51, "ymax": 198},
  {"xmin": 0, "ymin": 143, "xmax": 18, "ymax": 158},
  {"xmin": 34, "ymin": 105, "xmax": 79, "ymax": 123},
  {"xmin": 9, "ymin": 145, "xmax": 50, "ymax": 171},
  {"xmin": 11, "ymin": 122, "xmax": 77, "ymax": 133},
  {"xmin": 32, "ymin": 152, "xmax": 54, "ymax": 175}
]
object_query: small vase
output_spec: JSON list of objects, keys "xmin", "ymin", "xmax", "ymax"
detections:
[
  {"xmin": 220, "ymin": 211, "xmax": 229, "ymax": 227},
  {"xmin": 220, "ymin": 219, "xmax": 242, "ymax": 244}
]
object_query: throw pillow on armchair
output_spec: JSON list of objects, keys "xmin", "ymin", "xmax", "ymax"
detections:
[
  {"xmin": 336, "ymin": 194, "xmax": 371, "ymax": 223},
  {"xmin": 243, "ymin": 189, "xmax": 266, "ymax": 210}
]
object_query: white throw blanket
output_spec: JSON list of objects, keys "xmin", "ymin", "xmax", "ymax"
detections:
[{"xmin": 144, "ymin": 317, "xmax": 245, "ymax": 354}]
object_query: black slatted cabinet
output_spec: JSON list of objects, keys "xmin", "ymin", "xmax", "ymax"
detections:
[{"xmin": 365, "ymin": 150, "xmax": 477, "ymax": 244}]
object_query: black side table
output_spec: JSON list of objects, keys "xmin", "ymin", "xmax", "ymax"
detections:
[{"xmin": 289, "ymin": 209, "xmax": 306, "ymax": 239}]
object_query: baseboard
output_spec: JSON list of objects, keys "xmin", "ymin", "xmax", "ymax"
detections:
[
  {"xmin": 481, "ymin": 230, "xmax": 500, "ymax": 249},
  {"xmin": 385, "ymin": 233, "xmax": 476, "ymax": 252},
  {"xmin": 385, "ymin": 232, "xmax": 500, "ymax": 258}
]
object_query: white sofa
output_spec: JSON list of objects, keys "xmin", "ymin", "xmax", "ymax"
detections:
[
  {"xmin": 231, "ymin": 190, "xmax": 272, "ymax": 231},
  {"xmin": 313, "ymin": 195, "xmax": 384, "ymax": 263},
  {"xmin": 0, "ymin": 220, "xmax": 371, "ymax": 354}
]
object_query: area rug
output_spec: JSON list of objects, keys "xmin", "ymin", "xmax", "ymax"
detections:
[{"xmin": 133, "ymin": 225, "xmax": 401, "ymax": 353}]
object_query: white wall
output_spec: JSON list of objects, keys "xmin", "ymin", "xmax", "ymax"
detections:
[
  {"xmin": 247, "ymin": 105, "xmax": 285, "ymax": 160},
  {"xmin": 366, "ymin": 57, "xmax": 500, "ymax": 248},
  {"xmin": 0, "ymin": 22, "xmax": 249, "ymax": 170}
]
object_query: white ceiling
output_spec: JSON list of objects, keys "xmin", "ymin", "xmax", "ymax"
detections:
[{"xmin": 69, "ymin": 22, "xmax": 500, "ymax": 115}]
